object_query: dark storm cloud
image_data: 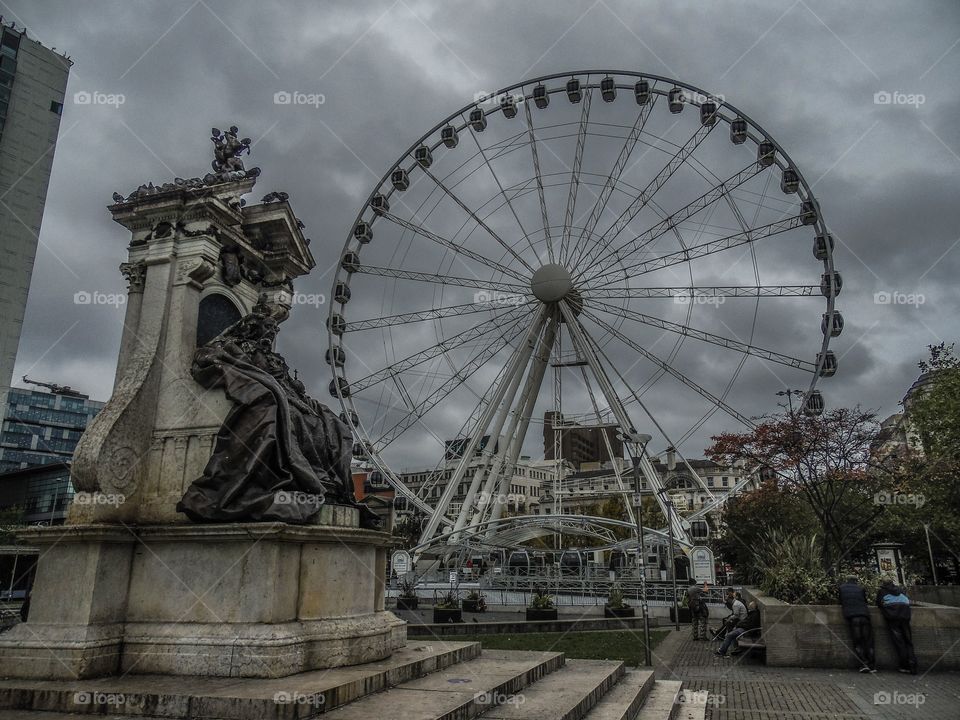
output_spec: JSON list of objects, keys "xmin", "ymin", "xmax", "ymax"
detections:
[{"xmin": 7, "ymin": 0, "xmax": 960, "ymax": 471}]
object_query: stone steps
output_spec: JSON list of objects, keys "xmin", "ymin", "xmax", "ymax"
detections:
[
  {"xmin": 322, "ymin": 649, "xmax": 565, "ymax": 720},
  {"xmin": 0, "ymin": 640, "xmax": 481, "ymax": 719},
  {"xmin": 469, "ymin": 664, "xmax": 686, "ymax": 720},
  {"xmin": 0, "ymin": 643, "xmax": 692, "ymax": 720},
  {"xmin": 581, "ymin": 670, "xmax": 656, "ymax": 720},
  {"xmin": 480, "ymin": 658, "xmax": 625, "ymax": 720},
  {"xmin": 635, "ymin": 680, "xmax": 682, "ymax": 720}
]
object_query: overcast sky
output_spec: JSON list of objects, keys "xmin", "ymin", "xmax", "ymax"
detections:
[{"xmin": 6, "ymin": 0, "xmax": 960, "ymax": 472}]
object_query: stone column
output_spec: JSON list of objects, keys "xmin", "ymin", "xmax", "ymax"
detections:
[{"xmin": 115, "ymin": 260, "xmax": 145, "ymax": 382}]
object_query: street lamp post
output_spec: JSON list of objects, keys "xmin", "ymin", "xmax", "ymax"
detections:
[
  {"xmin": 776, "ymin": 388, "xmax": 805, "ymax": 417},
  {"xmin": 658, "ymin": 488, "xmax": 680, "ymax": 631}
]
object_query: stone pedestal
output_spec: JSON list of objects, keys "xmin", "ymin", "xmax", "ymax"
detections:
[
  {"xmin": 0, "ymin": 131, "xmax": 407, "ymax": 684},
  {"xmin": 0, "ymin": 507, "xmax": 404, "ymax": 679}
]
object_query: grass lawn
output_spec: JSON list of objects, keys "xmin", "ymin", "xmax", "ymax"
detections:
[{"xmin": 455, "ymin": 629, "xmax": 669, "ymax": 667}]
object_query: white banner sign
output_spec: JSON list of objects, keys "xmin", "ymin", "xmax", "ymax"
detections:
[
  {"xmin": 392, "ymin": 550, "xmax": 411, "ymax": 575},
  {"xmin": 691, "ymin": 546, "xmax": 716, "ymax": 584}
]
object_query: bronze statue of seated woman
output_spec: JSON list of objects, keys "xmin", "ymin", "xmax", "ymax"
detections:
[{"xmin": 177, "ymin": 296, "xmax": 380, "ymax": 528}]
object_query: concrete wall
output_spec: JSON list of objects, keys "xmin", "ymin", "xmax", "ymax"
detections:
[
  {"xmin": 909, "ymin": 585, "xmax": 960, "ymax": 608},
  {"xmin": 744, "ymin": 588, "xmax": 960, "ymax": 671}
]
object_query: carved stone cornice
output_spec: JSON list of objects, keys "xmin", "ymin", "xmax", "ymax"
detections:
[{"xmin": 174, "ymin": 257, "xmax": 216, "ymax": 288}]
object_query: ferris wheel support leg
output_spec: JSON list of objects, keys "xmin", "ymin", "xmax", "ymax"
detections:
[
  {"xmin": 558, "ymin": 301, "xmax": 690, "ymax": 546},
  {"xmin": 477, "ymin": 314, "xmax": 559, "ymax": 532},
  {"xmin": 419, "ymin": 307, "xmax": 547, "ymax": 547},
  {"xmin": 450, "ymin": 314, "xmax": 545, "ymax": 540}
]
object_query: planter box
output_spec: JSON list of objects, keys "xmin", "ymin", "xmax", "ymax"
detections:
[
  {"xmin": 604, "ymin": 605, "xmax": 635, "ymax": 618},
  {"xmin": 526, "ymin": 608, "xmax": 558, "ymax": 621},
  {"xmin": 396, "ymin": 596, "xmax": 418, "ymax": 611},
  {"xmin": 462, "ymin": 599, "xmax": 486, "ymax": 613},
  {"xmin": 433, "ymin": 607, "xmax": 462, "ymax": 624},
  {"xmin": 669, "ymin": 607, "xmax": 692, "ymax": 623}
]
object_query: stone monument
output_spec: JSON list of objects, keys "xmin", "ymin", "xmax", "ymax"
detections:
[{"xmin": 0, "ymin": 126, "xmax": 404, "ymax": 680}]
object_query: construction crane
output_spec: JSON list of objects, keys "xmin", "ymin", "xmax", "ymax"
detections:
[{"xmin": 21, "ymin": 376, "xmax": 86, "ymax": 398}]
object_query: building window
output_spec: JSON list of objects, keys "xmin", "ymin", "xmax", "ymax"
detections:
[{"xmin": 50, "ymin": 100, "xmax": 63, "ymax": 115}]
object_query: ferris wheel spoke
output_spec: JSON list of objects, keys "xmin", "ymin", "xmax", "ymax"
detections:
[
  {"xmin": 580, "ymin": 307, "xmax": 755, "ymax": 429},
  {"xmin": 468, "ymin": 130, "xmax": 543, "ymax": 265},
  {"xmin": 372, "ymin": 310, "xmax": 537, "ymax": 453},
  {"xmin": 523, "ymin": 100, "xmax": 553, "ymax": 262},
  {"xmin": 583, "ymin": 213, "xmax": 805, "ymax": 287},
  {"xmin": 571, "ymin": 120, "xmax": 717, "ymax": 273},
  {"xmin": 380, "ymin": 211, "xmax": 528, "ymax": 282},
  {"xmin": 576, "ymin": 363, "xmax": 637, "ymax": 527},
  {"xmin": 569, "ymin": 95, "xmax": 659, "ymax": 265},
  {"xmin": 343, "ymin": 298, "xmax": 535, "ymax": 333},
  {"xmin": 418, "ymin": 167, "xmax": 536, "ymax": 274},
  {"xmin": 580, "ymin": 322, "xmax": 719, "ymax": 502},
  {"xmin": 585, "ymin": 297, "xmax": 815, "ymax": 371},
  {"xmin": 351, "ymin": 263, "xmax": 529, "ymax": 295},
  {"xmin": 580, "ymin": 162, "xmax": 764, "ymax": 284},
  {"xmin": 408, "ymin": 383, "xmax": 497, "ymax": 505},
  {"xmin": 588, "ymin": 285, "xmax": 821, "ymax": 300},
  {"xmin": 558, "ymin": 301, "xmax": 684, "ymax": 541},
  {"xmin": 350, "ymin": 307, "xmax": 529, "ymax": 394},
  {"xmin": 559, "ymin": 89, "xmax": 593, "ymax": 265}
]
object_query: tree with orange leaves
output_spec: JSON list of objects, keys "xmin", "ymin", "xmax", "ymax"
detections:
[{"xmin": 707, "ymin": 406, "xmax": 890, "ymax": 576}]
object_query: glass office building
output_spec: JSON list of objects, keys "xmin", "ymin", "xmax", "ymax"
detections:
[
  {"xmin": 0, "ymin": 387, "xmax": 103, "ymax": 472},
  {"xmin": 0, "ymin": 19, "xmax": 71, "ymax": 414}
]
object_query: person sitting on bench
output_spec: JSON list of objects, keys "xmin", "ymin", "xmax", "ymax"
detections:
[
  {"xmin": 713, "ymin": 588, "xmax": 746, "ymax": 640},
  {"xmin": 716, "ymin": 601, "xmax": 760, "ymax": 657}
]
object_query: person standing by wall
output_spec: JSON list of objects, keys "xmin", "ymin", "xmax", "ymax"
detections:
[
  {"xmin": 838, "ymin": 576, "xmax": 876, "ymax": 673},
  {"xmin": 686, "ymin": 581, "xmax": 710, "ymax": 640},
  {"xmin": 876, "ymin": 578, "xmax": 918, "ymax": 674}
]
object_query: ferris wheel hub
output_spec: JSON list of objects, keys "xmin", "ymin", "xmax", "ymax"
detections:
[{"xmin": 531, "ymin": 263, "xmax": 574, "ymax": 303}]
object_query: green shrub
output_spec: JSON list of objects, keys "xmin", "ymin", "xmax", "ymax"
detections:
[
  {"xmin": 398, "ymin": 578, "xmax": 417, "ymax": 599},
  {"xmin": 755, "ymin": 530, "xmax": 884, "ymax": 604},
  {"xmin": 530, "ymin": 588, "xmax": 555, "ymax": 610},
  {"xmin": 607, "ymin": 585, "xmax": 627, "ymax": 609},
  {"xmin": 436, "ymin": 590, "xmax": 459, "ymax": 609}
]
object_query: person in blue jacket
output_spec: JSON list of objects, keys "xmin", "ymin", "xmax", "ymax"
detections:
[
  {"xmin": 838, "ymin": 576, "xmax": 875, "ymax": 672},
  {"xmin": 876, "ymin": 578, "xmax": 918, "ymax": 674}
]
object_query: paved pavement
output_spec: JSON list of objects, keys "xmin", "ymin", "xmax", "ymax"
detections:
[{"xmin": 652, "ymin": 630, "xmax": 960, "ymax": 719}]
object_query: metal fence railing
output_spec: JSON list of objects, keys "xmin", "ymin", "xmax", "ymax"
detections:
[{"xmin": 389, "ymin": 571, "xmax": 736, "ymax": 607}]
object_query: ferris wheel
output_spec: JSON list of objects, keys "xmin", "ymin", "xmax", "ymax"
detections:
[{"xmin": 326, "ymin": 70, "xmax": 842, "ymax": 551}]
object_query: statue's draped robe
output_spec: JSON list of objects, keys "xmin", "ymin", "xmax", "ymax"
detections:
[{"xmin": 177, "ymin": 338, "xmax": 354, "ymax": 523}]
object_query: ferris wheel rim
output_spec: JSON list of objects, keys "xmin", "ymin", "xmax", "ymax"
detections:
[{"xmin": 327, "ymin": 69, "xmax": 839, "ymax": 514}]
